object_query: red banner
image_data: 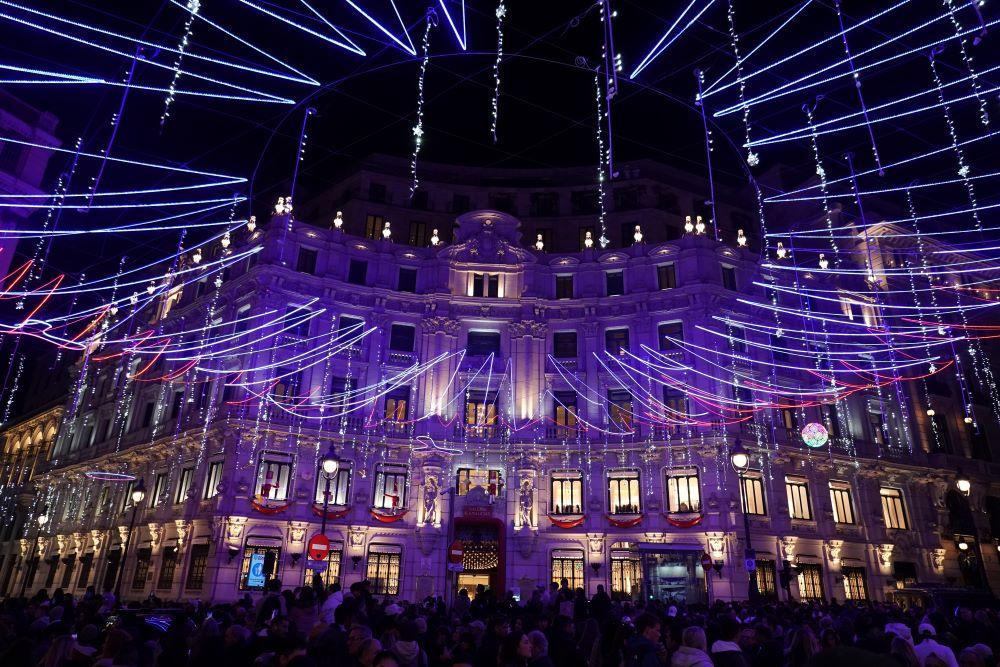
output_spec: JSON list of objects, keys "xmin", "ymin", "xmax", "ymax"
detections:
[
  {"xmin": 370, "ymin": 508, "xmax": 409, "ymax": 523},
  {"xmin": 250, "ymin": 498, "xmax": 292, "ymax": 515},
  {"xmin": 606, "ymin": 514, "xmax": 643, "ymax": 528},
  {"xmin": 664, "ymin": 514, "xmax": 703, "ymax": 528},
  {"xmin": 311, "ymin": 505, "xmax": 350, "ymax": 520},
  {"xmin": 548, "ymin": 515, "xmax": 585, "ymax": 529}
]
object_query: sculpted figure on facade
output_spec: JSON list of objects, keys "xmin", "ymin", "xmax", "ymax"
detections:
[
  {"xmin": 423, "ymin": 475, "xmax": 440, "ymax": 525},
  {"xmin": 518, "ymin": 478, "xmax": 534, "ymax": 528}
]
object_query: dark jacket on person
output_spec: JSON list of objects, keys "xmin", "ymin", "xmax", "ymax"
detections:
[
  {"xmin": 711, "ymin": 640, "xmax": 750, "ymax": 667},
  {"xmin": 625, "ymin": 635, "xmax": 663, "ymax": 667}
]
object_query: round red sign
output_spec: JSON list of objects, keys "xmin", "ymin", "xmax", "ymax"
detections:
[
  {"xmin": 448, "ymin": 540, "xmax": 464, "ymax": 564},
  {"xmin": 308, "ymin": 534, "xmax": 331, "ymax": 561}
]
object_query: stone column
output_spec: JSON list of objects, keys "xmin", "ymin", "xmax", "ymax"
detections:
[
  {"xmin": 418, "ymin": 317, "xmax": 461, "ymax": 429},
  {"xmin": 508, "ymin": 321, "xmax": 547, "ymax": 425}
]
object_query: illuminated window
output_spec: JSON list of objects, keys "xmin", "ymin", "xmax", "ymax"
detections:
[
  {"xmin": 314, "ymin": 467, "xmax": 351, "ymax": 506},
  {"xmin": 471, "ymin": 273, "xmax": 500, "ymax": 297},
  {"xmin": 605, "ymin": 328, "xmax": 629, "ymax": 356},
  {"xmin": 239, "ymin": 543, "xmax": 281, "ymax": 591},
  {"xmin": 550, "ymin": 470, "xmax": 583, "ymax": 515},
  {"xmin": 185, "ymin": 544, "xmax": 209, "ymax": 590},
  {"xmin": 740, "ymin": 474, "xmax": 766, "ymax": 516},
  {"xmin": 305, "ymin": 542, "xmax": 342, "ymax": 589},
  {"xmin": 662, "ymin": 387, "xmax": 687, "ymax": 434},
  {"xmin": 366, "ymin": 544, "xmax": 402, "ymax": 595},
  {"xmin": 829, "ymin": 481, "xmax": 855, "ymax": 524},
  {"xmin": 456, "ymin": 469, "xmax": 503, "ymax": 496},
  {"xmin": 608, "ymin": 389, "xmax": 633, "ymax": 430},
  {"xmin": 754, "ymin": 559, "xmax": 777, "ymax": 598},
  {"xmin": 868, "ymin": 408, "xmax": 886, "ymax": 446},
  {"xmin": 665, "ymin": 470, "xmax": 700, "ymax": 513},
  {"xmin": 175, "ymin": 468, "xmax": 194, "ymax": 504},
  {"xmin": 132, "ymin": 548, "xmax": 152, "ymax": 590},
  {"xmin": 552, "ymin": 391, "xmax": 578, "ymax": 437},
  {"xmin": 157, "ymin": 548, "xmax": 178, "ymax": 589},
  {"xmin": 255, "ymin": 454, "xmax": 292, "ymax": 501},
  {"xmin": 797, "ymin": 564, "xmax": 824, "ymax": 600},
  {"xmin": 383, "ymin": 386, "xmax": 409, "ymax": 422},
  {"xmin": 551, "ymin": 549, "xmax": 584, "ymax": 590},
  {"xmin": 880, "ymin": 487, "xmax": 908, "ymax": 530},
  {"xmin": 364, "ymin": 213, "xmax": 386, "ymax": 238},
  {"xmin": 610, "ymin": 544, "xmax": 642, "ymax": 597},
  {"xmin": 608, "ymin": 469, "xmax": 641, "ymax": 515},
  {"xmin": 785, "ymin": 477, "xmax": 812, "ymax": 520},
  {"xmin": 843, "ymin": 567, "xmax": 868, "ymax": 601},
  {"xmin": 203, "ymin": 460, "xmax": 224, "ymax": 500},
  {"xmin": 780, "ymin": 408, "xmax": 798, "ymax": 432},
  {"xmin": 465, "ymin": 391, "xmax": 499, "ymax": 436},
  {"xmin": 373, "ymin": 466, "xmax": 408, "ymax": 510}
]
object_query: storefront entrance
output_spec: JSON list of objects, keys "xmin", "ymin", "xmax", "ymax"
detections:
[
  {"xmin": 639, "ymin": 547, "xmax": 706, "ymax": 605},
  {"xmin": 453, "ymin": 518, "xmax": 504, "ymax": 597}
]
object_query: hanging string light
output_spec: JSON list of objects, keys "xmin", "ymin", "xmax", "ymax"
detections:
[
  {"xmin": 593, "ymin": 70, "xmax": 609, "ymax": 248},
  {"xmin": 941, "ymin": 0, "xmax": 989, "ymax": 126},
  {"xmin": 161, "ymin": 0, "xmax": 201, "ymax": 127},
  {"xmin": 490, "ymin": 0, "xmax": 506, "ymax": 143},
  {"xmin": 725, "ymin": 0, "xmax": 756, "ymax": 167},
  {"xmin": 410, "ymin": 10, "xmax": 437, "ymax": 198}
]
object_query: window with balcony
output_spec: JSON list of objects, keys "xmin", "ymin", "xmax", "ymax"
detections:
[
  {"xmin": 397, "ymin": 267, "xmax": 418, "ymax": 293},
  {"xmin": 657, "ymin": 264, "xmax": 677, "ymax": 290},
  {"xmin": 551, "ymin": 549, "xmax": 584, "ymax": 589},
  {"xmin": 721, "ymin": 265, "xmax": 737, "ymax": 290},
  {"xmin": 553, "ymin": 331, "xmax": 577, "ymax": 358},
  {"xmin": 607, "ymin": 389, "xmax": 633, "ymax": 430},
  {"xmin": 383, "ymin": 386, "xmax": 409, "ymax": 422},
  {"xmin": 270, "ymin": 368, "xmax": 300, "ymax": 399},
  {"xmin": 606, "ymin": 271, "xmax": 624, "ymax": 296},
  {"xmin": 465, "ymin": 391, "xmax": 499, "ymax": 436},
  {"xmin": 175, "ymin": 468, "xmax": 194, "ymax": 504},
  {"xmin": 868, "ymin": 408, "xmax": 887, "ymax": 446},
  {"xmin": 555, "ymin": 275, "xmax": 574, "ymax": 300},
  {"xmin": 373, "ymin": 466, "xmax": 408, "ymax": 510},
  {"xmin": 296, "ymin": 247, "xmax": 318, "ymax": 274},
  {"xmin": 829, "ymin": 481, "xmax": 855, "ymax": 524},
  {"xmin": 552, "ymin": 391, "xmax": 578, "ymax": 437},
  {"xmin": 657, "ymin": 322, "xmax": 684, "ymax": 352},
  {"xmin": 572, "ymin": 191, "xmax": 599, "ymax": 215},
  {"xmin": 550, "ymin": 471, "xmax": 583, "ymax": 515},
  {"xmin": 488, "ymin": 193, "xmax": 515, "ymax": 214},
  {"xmin": 665, "ymin": 470, "xmax": 700, "ymax": 513},
  {"xmin": 389, "ymin": 324, "xmax": 416, "ymax": 352},
  {"xmin": 780, "ymin": 408, "xmax": 798, "ymax": 433},
  {"xmin": 314, "ymin": 466, "xmax": 351, "ymax": 506},
  {"xmin": 467, "ymin": 331, "xmax": 501, "ymax": 356},
  {"xmin": 366, "ymin": 544, "xmax": 402, "ymax": 595},
  {"xmin": 740, "ymin": 474, "xmax": 766, "ymax": 515},
  {"xmin": 797, "ymin": 564, "xmax": 824, "ymax": 600},
  {"xmin": 608, "ymin": 470, "xmax": 641, "ymax": 514},
  {"xmin": 348, "ymin": 259, "xmax": 368, "ymax": 285},
  {"xmin": 880, "ymin": 487, "xmax": 908, "ymax": 529},
  {"xmin": 203, "ymin": 460, "xmax": 224, "ymax": 500},
  {"xmin": 256, "ymin": 454, "xmax": 292, "ymax": 502},
  {"xmin": 823, "ymin": 403, "xmax": 843, "ymax": 440},
  {"xmin": 785, "ymin": 477, "xmax": 812, "ymax": 520},
  {"xmin": 471, "ymin": 273, "xmax": 500, "ymax": 298},
  {"xmin": 456, "ymin": 469, "xmax": 503, "ymax": 496},
  {"xmin": 662, "ymin": 387, "xmax": 687, "ymax": 434},
  {"xmin": 605, "ymin": 328, "xmax": 629, "ymax": 356}
]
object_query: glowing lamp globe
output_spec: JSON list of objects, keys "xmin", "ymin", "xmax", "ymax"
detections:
[{"xmin": 801, "ymin": 422, "xmax": 829, "ymax": 448}]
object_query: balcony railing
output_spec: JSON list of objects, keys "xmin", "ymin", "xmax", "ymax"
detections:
[{"xmin": 453, "ymin": 422, "xmax": 508, "ymax": 441}]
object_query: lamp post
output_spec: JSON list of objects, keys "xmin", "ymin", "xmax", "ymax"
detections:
[
  {"xmin": 113, "ymin": 478, "xmax": 146, "ymax": 600},
  {"xmin": 730, "ymin": 440, "xmax": 760, "ymax": 603},
  {"xmin": 314, "ymin": 444, "xmax": 340, "ymax": 589},
  {"xmin": 954, "ymin": 473, "xmax": 991, "ymax": 592},
  {"xmin": 18, "ymin": 505, "xmax": 48, "ymax": 598}
]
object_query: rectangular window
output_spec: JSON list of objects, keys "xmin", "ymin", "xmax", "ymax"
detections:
[
  {"xmin": 550, "ymin": 471, "xmax": 583, "ymax": 515},
  {"xmin": 657, "ymin": 322, "xmax": 684, "ymax": 352},
  {"xmin": 657, "ymin": 264, "xmax": 677, "ymax": 290},
  {"xmin": 389, "ymin": 324, "xmax": 416, "ymax": 352},
  {"xmin": 339, "ymin": 314, "xmax": 364, "ymax": 337},
  {"xmin": 397, "ymin": 267, "xmax": 417, "ymax": 293},
  {"xmin": 348, "ymin": 259, "xmax": 368, "ymax": 285},
  {"xmin": 572, "ymin": 191, "xmax": 599, "ymax": 215},
  {"xmin": 824, "ymin": 403, "xmax": 842, "ymax": 440},
  {"xmin": 456, "ymin": 469, "xmax": 503, "ymax": 496},
  {"xmin": 608, "ymin": 469, "xmax": 641, "ymax": 514},
  {"xmin": 608, "ymin": 389, "xmax": 633, "ymax": 430},
  {"xmin": 797, "ymin": 564, "xmax": 824, "ymax": 601},
  {"xmin": 152, "ymin": 474, "xmax": 168, "ymax": 507},
  {"xmin": 296, "ymin": 247, "xmax": 318, "ymax": 274},
  {"xmin": 465, "ymin": 391, "xmax": 499, "ymax": 437},
  {"xmin": 780, "ymin": 408, "xmax": 798, "ymax": 432},
  {"xmin": 256, "ymin": 455, "xmax": 292, "ymax": 502},
  {"xmin": 662, "ymin": 386, "xmax": 687, "ymax": 426},
  {"xmin": 315, "ymin": 467, "xmax": 351, "ymax": 506},
  {"xmin": 369, "ymin": 182, "xmax": 387, "ymax": 203},
  {"xmin": 605, "ymin": 328, "xmax": 629, "ymax": 356},
  {"xmin": 881, "ymin": 487, "xmax": 908, "ymax": 529},
  {"xmin": 755, "ymin": 559, "xmax": 778, "ymax": 599},
  {"xmin": 77, "ymin": 555, "xmax": 93, "ymax": 589},
  {"xmin": 132, "ymin": 548, "xmax": 152, "ymax": 590},
  {"xmin": 785, "ymin": 477, "xmax": 812, "ymax": 520},
  {"xmin": 468, "ymin": 331, "xmax": 501, "ymax": 356},
  {"xmin": 175, "ymin": 468, "xmax": 193, "ymax": 504},
  {"xmin": 140, "ymin": 401, "xmax": 155, "ymax": 428},
  {"xmin": 471, "ymin": 273, "xmax": 500, "ymax": 298},
  {"xmin": 552, "ymin": 391, "xmax": 578, "ymax": 437},
  {"xmin": 531, "ymin": 192, "xmax": 559, "ymax": 216},
  {"xmin": 555, "ymin": 275, "xmax": 574, "ymax": 300},
  {"xmin": 239, "ymin": 544, "xmax": 281, "ymax": 591},
  {"xmin": 553, "ymin": 331, "xmax": 577, "ymax": 358},
  {"xmin": 408, "ymin": 221, "xmax": 427, "ymax": 246},
  {"xmin": 366, "ymin": 544, "xmax": 402, "ymax": 595},
  {"xmin": 410, "ymin": 191, "xmax": 428, "ymax": 210},
  {"xmin": 305, "ymin": 544, "xmax": 342, "ymax": 589},
  {"xmin": 329, "ymin": 376, "xmax": 357, "ymax": 413},
  {"xmin": 665, "ymin": 470, "xmax": 700, "ymax": 513},
  {"xmin": 741, "ymin": 474, "xmax": 766, "ymax": 515},
  {"xmin": 185, "ymin": 544, "xmax": 210, "ymax": 590},
  {"xmin": 829, "ymin": 481, "xmax": 855, "ymax": 524},
  {"xmin": 204, "ymin": 460, "xmax": 224, "ymax": 500},
  {"xmin": 383, "ymin": 386, "xmax": 409, "ymax": 422},
  {"xmin": 868, "ymin": 408, "xmax": 886, "ymax": 446},
  {"xmin": 452, "ymin": 193, "xmax": 471, "ymax": 213},
  {"xmin": 551, "ymin": 549, "xmax": 584, "ymax": 590},
  {"xmin": 610, "ymin": 550, "xmax": 642, "ymax": 597},
  {"xmin": 157, "ymin": 548, "xmax": 178, "ymax": 589},
  {"xmin": 729, "ymin": 325, "xmax": 749, "ymax": 355},
  {"xmin": 721, "ymin": 265, "xmax": 737, "ymax": 290},
  {"xmin": 843, "ymin": 567, "xmax": 868, "ymax": 601},
  {"xmin": 373, "ymin": 466, "xmax": 408, "ymax": 510},
  {"xmin": 606, "ymin": 271, "xmax": 625, "ymax": 296}
]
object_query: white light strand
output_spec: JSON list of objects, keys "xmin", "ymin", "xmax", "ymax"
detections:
[
  {"xmin": 725, "ymin": 0, "xmax": 757, "ymax": 166},
  {"xmin": 161, "ymin": 0, "xmax": 201, "ymax": 127},
  {"xmin": 594, "ymin": 71, "xmax": 609, "ymax": 248},
  {"xmin": 490, "ymin": 0, "xmax": 506, "ymax": 143},
  {"xmin": 942, "ymin": 0, "xmax": 989, "ymax": 126},
  {"xmin": 410, "ymin": 12, "xmax": 435, "ymax": 198}
]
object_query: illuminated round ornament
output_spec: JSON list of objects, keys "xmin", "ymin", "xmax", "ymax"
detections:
[{"xmin": 800, "ymin": 422, "xmax": 829, "ymax": 449}]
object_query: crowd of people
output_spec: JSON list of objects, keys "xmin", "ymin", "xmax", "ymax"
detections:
[{"xmin": 0, "ymin": 578, "xmax": 996, "ymax": 667}]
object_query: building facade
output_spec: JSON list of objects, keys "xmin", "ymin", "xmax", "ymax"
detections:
[{"xmin": 2, "ymin": 160, "xmax": 998, "ymax": 605}]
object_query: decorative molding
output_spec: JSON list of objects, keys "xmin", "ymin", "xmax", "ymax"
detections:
[
  {"xmin": 174, "ymin": 520, "xmax": 191, "ymax": 552},
  {"xmin": 287, "ymin": 521, "xmax": 307, "ymax": 544},
  {"xmin": 586, "ymin": 533, "xmax": 605, "ymax": 556},
  {"xmin": 826, "ymin": 539, "xmax": 844, "ymax": 566},
  {"xmin": 931, "ymin": 548, "xmax": 946, "ymax": 571},
  {"xmin": 875, "ymin": 543, "xmax": 894, "ymax": 567},
  {"xmin": 348, "ymin": 525, "xmax": 366, "ymax": 551},
  {"xmin": 147, "ymin": 523, "xmax": 163, "ymax": 551}
]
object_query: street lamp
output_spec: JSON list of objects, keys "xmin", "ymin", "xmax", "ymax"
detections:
[
  {"xmin": 956, "ymin": 472, "xmax": 971, "ymax": 497},
  {"xmin": 19, "ymin": 505, "xmax": 48, "ymax": 597},
  {"xmin": 113, "ymin": 478, "xmax": 145, "ymax": 600},
  {"xmin": 729, "ymin": 440, "xmax": 760, "ymax": 603},
  {"xmin": 313, "ymin": 444, "xmax": 340, "ymax": 591}
]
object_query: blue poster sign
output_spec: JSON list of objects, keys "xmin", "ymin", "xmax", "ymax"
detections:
[{"xmin": 248, "ymin": 553, "xmax": 266, "ymax": 588}]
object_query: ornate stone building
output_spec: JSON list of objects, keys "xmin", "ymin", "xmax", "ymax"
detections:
[{"xmin": 1, "ymin": 158, "xmax": 997, "ymax": 604}]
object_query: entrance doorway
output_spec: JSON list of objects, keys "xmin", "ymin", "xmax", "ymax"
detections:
[
  {"xmin": 457, "ymin": 573, "xmax": 492, "ymax": 596},
  {"xmin": 640, "ymin": 548, "xmax": 706, "ymax": 605},
  {"xmin": 453, "ymin": 519, "xmax": 504, "ymax": 597}
]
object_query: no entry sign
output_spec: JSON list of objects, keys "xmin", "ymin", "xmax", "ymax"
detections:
[{"xmin": 308, "ymin": 534, "xmax": 331, "ymax": 562}]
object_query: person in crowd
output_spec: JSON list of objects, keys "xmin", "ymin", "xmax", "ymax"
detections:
[
  {"xmin": 670, "ymin": 626, "xmax": 712, "ymax": 667},
  {"xmin": 711, "ymin": 614, "xmax": 749, "ymax": 667},
  {"xmin": 915, "ymin": 622, "xmax": 960, "ymax": 667}
]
